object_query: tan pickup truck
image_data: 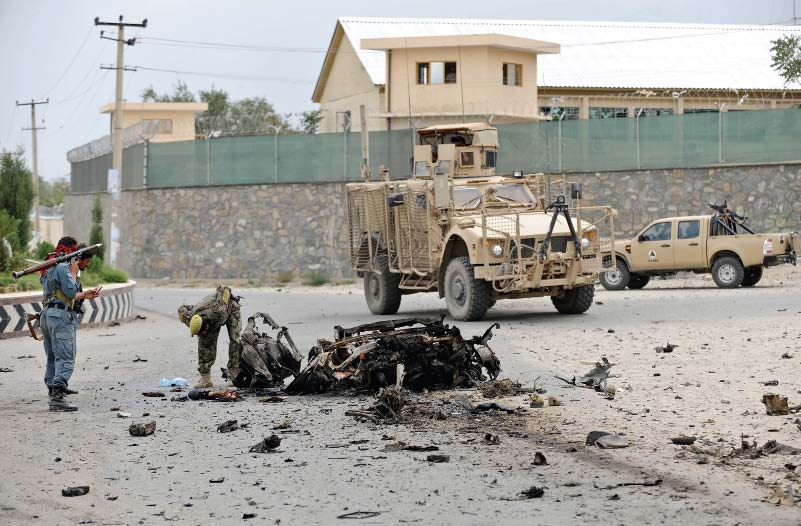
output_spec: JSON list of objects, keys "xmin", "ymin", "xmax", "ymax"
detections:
[{"xmin": 600, "ymin": 203, "xmax": 798, "ymax": 290}]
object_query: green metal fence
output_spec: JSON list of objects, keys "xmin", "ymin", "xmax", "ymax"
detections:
[{"xmin": 71, "ymin": 108, "xmax": 801, "ymax": 192}]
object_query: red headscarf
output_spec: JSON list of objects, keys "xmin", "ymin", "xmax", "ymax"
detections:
[{"xmin": 40, "ymin": 243, "xmax": 78, "ymax": 278}]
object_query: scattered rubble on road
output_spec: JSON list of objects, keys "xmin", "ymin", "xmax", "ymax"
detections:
[
  {"xmin": 346, "ymin": 385, "xmax": 407, "ymax": 424},
  {"xmin": 555, "ymin": 357, "xmax": 614, "ymax": 392},
  {"xmin": 249, "ymin": 435, "xmax": 282, "ymax": 453},
  {"xmin": 129, "ymin": 421, "xmax": 156, "ymax": 437},
  {"xmin": 655, "ymin": 343, "xmax": 679, "ymax": 353},
  {"xmin": 762, "ymin": 393, "xmax": 790, "ymax": 415},
  {"xmin": 586, "ymin": 430, "xmax": 629, "ymax": 448},
  {"xmin": 61, "ymin": 486, "xmax": 90, "ymax": 497},
  {"xmin": 188, "ymin": 388, "xmax": 239, "ymax": 401},
  {"xmin": 217, "ymin": 419, "xmax": 246, "ymax": 433},
  {"xmin": 286, "ymin": 317, "xmax": 501, "ymax": 394}
]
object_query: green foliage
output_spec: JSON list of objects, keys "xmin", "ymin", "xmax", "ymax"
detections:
[
  {"xmin": 89, "ymin": 193, "xmax": 104, "ymax": 260},
  {"xmin": 81, "ymin": 258, "xmax": 128, "ymax": 287},
  {"xmin": 301, "ymin": 109, "xmax": 323, "ymax": 134},
  {"xmin": 140, "ymin": 82, "xmax": 297, "ymax": 136},
  {"xmin": 0, "ymin": 148, "xmax": 34, "ymax": 249},
  {"xmin": 0, "ymin": 210, "xmax": 22, "ymax": 272},
  {"xmin": 141, "ymin": 81, "xmax": 196, "ymax": 102},
  {"xmin": 277, "ymin": 270, "xmax": 294, "ymax": 284},
  {"xmin": 34, "ymin": 240, "xmax": 55, "ymax": 260},
  {"xmin": 0, "ymin": 273, "xmax": 39, "ymax": 294},
  {"xmin": 38, "ymin": 176, "xmax": 69, "ymax": 207},
  {"xmin": 771, "ymin": 35, "xmax": 801, "ymax": 86},
  {"xmin": 303, "ymin": 271, "xmax": 330, "ymax": 287}
]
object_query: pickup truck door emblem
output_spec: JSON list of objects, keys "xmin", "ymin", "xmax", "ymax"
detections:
[{"xmin": 648, "ymin": 250, "xmax": 657, "ymax": 261}]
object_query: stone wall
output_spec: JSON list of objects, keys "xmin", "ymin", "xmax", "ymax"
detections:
[
  {"xmin": 64, "ymin": 163, "xmax": 801, "ymax": 279},
  {"xmin": 67, "ymin": 183, "xmax": 351, "ymax": 279},
  {"xmin": 571, "ymin": 163, "xmax": 801, "ymax": 235}
]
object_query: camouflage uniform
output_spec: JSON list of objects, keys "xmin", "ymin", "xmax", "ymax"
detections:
[{"xmin": 178, "ymin": 286, "xmax": 242, "ymax": 375}]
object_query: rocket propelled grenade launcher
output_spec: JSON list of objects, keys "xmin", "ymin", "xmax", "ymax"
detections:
[{"xmin": 12, "ymin": 243, "xmax": 103, "ymax": 280}]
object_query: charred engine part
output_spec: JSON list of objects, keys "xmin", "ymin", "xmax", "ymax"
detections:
[
  {"xmin": 233, "ymin": 312, "xmax": 303, "ymax": 388},
  {"xmin": 286, "ymin": 317, "xmax": 501, "ymax": 394}
]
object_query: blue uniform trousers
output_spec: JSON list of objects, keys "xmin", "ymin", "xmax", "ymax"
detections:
[{"xmin": 40, "ymin": 307, "xmax": 77, "ymax": 390}]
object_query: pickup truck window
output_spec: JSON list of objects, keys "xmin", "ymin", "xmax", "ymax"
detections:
[
  {"xmin": 642, "ymin": 222, "xmax": 672, "ymax": 241},
  {"xmin": 678, "ymin": 220, "xmax": 700, "ymax": 239}
]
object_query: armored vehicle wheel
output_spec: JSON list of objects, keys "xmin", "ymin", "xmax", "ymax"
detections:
[
  {"xmin": 599, "ymin": 259, "xmax": 630, "ymax": 291},
  {"xmin": 711, "ymin": 256, "xmax": 744, "ymax": 288},
  {"xmin": 364, "ymin": 255, "xmax": 402, "ymax": 315},
  {"xmin": 627, "ymin": 274, "xmax": 651, "ymax": 289},
  {"xmin": 551, "ymin": 285, "xmax": 595, "ymax": 314},
  {"xmin": 741, "ymin": 266, "xmax": 763, "ymax": 287},
  {"xmin": 444, "ymin": 257, "xmax": 492, "ymax": 321}
]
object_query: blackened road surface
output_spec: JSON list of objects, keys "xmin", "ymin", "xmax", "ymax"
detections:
[{"xmin": 1, "ymin": 269, "xmax": 800, "ymax": 525}]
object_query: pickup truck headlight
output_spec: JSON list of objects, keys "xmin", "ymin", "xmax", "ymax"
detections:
[{"xmin": 491, "ymin": 244, "xmax": 504, "ymax": 257}]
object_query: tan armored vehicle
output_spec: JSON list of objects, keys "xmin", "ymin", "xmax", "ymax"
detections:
[
  {"xmin": 346, "ymin": 122, "xmax": 616, "ymax": 321},
  {"xmin": 600, "ymin": 202, "xmax": 799, "ymax": 290}
]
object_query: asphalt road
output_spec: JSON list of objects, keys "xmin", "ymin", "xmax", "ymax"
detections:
[
  {"xmin": 136, "ymin": 275, "xmax": 801, "ymax": 362},
  {"xmin": 2, "ymin": 270, "xmax": 800, "ymax": 525}
]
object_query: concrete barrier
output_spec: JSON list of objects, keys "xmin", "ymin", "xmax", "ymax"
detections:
[{"xmin": 0, "ymin": 281, "xmax": 136, "ymax": 339}]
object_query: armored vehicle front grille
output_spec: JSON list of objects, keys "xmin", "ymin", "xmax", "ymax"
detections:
[
  {"xmin": 549, "ymin": 236, "xmax": 570, "ymax": 253},
  {"xmin": 510, "ymin": 239, "xmax": 537, "ymax": 259}
]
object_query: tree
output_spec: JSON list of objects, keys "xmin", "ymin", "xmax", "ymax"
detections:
[
  {"xmin": 38, "ymin": 176, "xmax": 69, "ymax": 207},
  {"xmin": 141, "ymin": 81, "xmax": 196, "ymax": 103},
  {"xmin": 89, "ymin": 193, "xmax": 104, "ymax": 261},
  {"xmin": 0, "ymin": 210, "xmax": 21, "ymax": 271},
  {"xmin": 301, "ymin": 109, "xmax": 323, "ymax": 134},
  {"xmin": 771, "ymin": 35, "xmax": 801, "ymax": 86},
  {"xmin": 0, "ymin": 148, "xmax": 34, "ymax": 249},
  {"xmin": 141, "ymin": 82, "xmax": 296, "ymax": 136}
]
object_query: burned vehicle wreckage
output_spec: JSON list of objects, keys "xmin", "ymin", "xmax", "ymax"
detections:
[{"xmin": 285, "ymin": 317, "xmax": 502, "ymax": 394}]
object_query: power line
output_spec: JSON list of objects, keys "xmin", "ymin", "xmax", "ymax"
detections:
[
  {"xmin": 136, "ymin": 20, "xmax": 801, "ymax": 56},
  {"xmin": 133, "ymin": 65, "xmax": 314, "ymax": 84},
  {"xmin": 42, "ymin": 26, "xmax": 94, "ymax": 99}
]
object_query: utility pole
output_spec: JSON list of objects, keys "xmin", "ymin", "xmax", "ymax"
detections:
[
  {"xmin": 16, "ymin": 98, "xmax": 48, "ymax": 245},
  {"xmin": 94, "ymin": 15, "xmax": 146, "ymax": 265}
]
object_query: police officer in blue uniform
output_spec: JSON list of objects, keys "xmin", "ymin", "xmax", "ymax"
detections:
[{"xmin": 40, "ymin": 246, "xmax": 101, "ymax": 411}]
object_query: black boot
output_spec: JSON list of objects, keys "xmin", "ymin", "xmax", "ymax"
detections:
[
  {"xmin": 49, "ymin": 389, "xmax": 78, "ymax": 412},
  {"xmin": 63, "ymin": 386, "xmax": 78, "ymax": 395}
]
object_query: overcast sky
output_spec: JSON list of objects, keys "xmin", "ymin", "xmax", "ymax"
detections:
[{"xmin": 0, "ymin": 0, "xmax": 797, "ymax": 181}]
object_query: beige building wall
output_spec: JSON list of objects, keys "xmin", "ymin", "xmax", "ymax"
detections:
[
  {"xmin": 383, "ymin": 46, "xmax": 539, "ymax": 119},
  {"xmin": 317, "ymin": 36, "xmax": 386, "ymax": 133},
  {"xmin": 100, "ymin": 102, "xmax": 207, "ymax": 142}
]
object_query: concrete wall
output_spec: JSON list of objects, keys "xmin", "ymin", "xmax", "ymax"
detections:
[
  {"xmin": 64, "ymin": 162, "xmax": 801, "ymax": 280},
  {"xmin": 62, "ymin": 192, "xmax": 113, "ymax": 261}
]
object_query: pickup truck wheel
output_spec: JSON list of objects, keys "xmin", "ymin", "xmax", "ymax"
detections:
[
  {"xmin": 599, "ymin": 259, "xmax": 630, "ymax": 291},
  {"xmin": 711, "ymin": 257, "xmax": 744, "ymax": 288},
  {"xmin": 551, "ymin": 285, "xmax": 595, "ymax": 314},
  {"xmin": 741, "ymin": 266, "xmax": 763, "ymax": 287},
  {"xmin": 444, "ymin": 256, "xmax": 492, "ymax": 321},
  {"xmin": 628, "ymin": 274, "xmax": 651, "ymax": 289},
  {"xmin": 364, "ymin": 255, "xmax": 402, "ymax": 315}
]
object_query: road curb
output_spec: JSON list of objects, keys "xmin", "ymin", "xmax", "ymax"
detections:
[{"xmin": 0, "ymin": 280, "xmax": 137, "ymax": 339}]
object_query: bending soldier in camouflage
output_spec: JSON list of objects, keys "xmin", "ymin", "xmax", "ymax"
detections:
[{"xmin": 178, "ymin": 285, "xmax": 242, "ymax": 388}]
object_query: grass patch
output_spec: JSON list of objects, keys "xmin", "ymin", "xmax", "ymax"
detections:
[
  {"xmin": 303, "ymin": 271, "xmax": 330, "ymax": 287},
  {"xmin": 277, "ymin": 270, "xmax": 294, "ymax": 284},
  {"xmin": 1, "ymin": 259, "xmax": 128, "ymax": 294},
  {"xmin": 0, "ymin": 273, "xmax": 40, "ymax": 294}
]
